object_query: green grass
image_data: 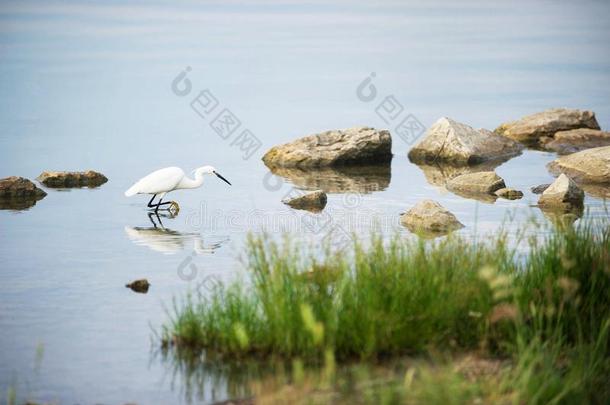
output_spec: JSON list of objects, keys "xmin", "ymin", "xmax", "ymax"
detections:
[{"xmin": 162, "ymin": 218, "xmax": 610, "ymax": 403}]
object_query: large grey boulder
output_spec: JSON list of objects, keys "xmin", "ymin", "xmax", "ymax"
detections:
[
  {"xmin": 262, "ymin": 127, "xmax": 391, "ymax": 168},
  {"xmin": 547, "ymin": 146, "xmax": 610, "ymax": 184},
  {"xmin": 282, "ymin": 190, "xmax": 327, "ymax": 212},
  {"xmin": 408, "ymin": 118, "xmax": 522, "ymax": 165},
  {"xmin": 541, "ymin": 129, "xmax": 610, "ymax": 154},
  {"xmin": 446, "ymin": 171, "xmax": 506, "ymax": 194},
  {"xmin": 0, "ymin": 176, "xmax": 47, "ymax": 210},
  {"xmin": 538, "ymin": 174, "xmax": 584, "ymax": 210},
  {"xmin": 401, "ymin": 200, "xmax": 464, "ymax": 236},
  {"xmin": 37, "ymin": 170, "xmax": 108, "ymax": 188},
  {"xmin": 495, "ymin": 108, "xmax": 599, "ymax": 144}
]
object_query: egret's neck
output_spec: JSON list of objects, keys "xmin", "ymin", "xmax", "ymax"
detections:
[{"xmin": 178, "ymin": 173, "xmax": 204, "ymax": 189}]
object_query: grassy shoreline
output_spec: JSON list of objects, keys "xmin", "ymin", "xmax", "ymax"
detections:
[{"xmin": 162, "ymin": 219, "xmax": 610, "ymax": 403}]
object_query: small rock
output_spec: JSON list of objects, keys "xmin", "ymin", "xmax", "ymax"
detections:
[
  {"xmin": 494, "ymin": 188, "xmax": 523, "ymax": 200},
  {"xmin": 541, "ymin": 128, "xmax": 610, "ymax": 154},
  {"xmin": 283, "ymin": 190, "xmax": 327, "ymax": 211},
  {"xmin": 37, "ymin": 170, "xmax": 108, "ymax": 188},
  {"xmin": 538, "ymin": 174, "xmax": 584, "ymax": 210},
  {"xmin": 547, "ymin": 145, "xmax": 610, "ymax": 184},
  {"xmin": 495, "ymin": 108, "xmax": 600, "ymax": 144},
  {"xmin": 262, "ymin": 127, "xmax": 392, "ymax": 168},
  {"xmin": 531, "ymin": 184, "xmax": 551, "ymax": 194},
  {"xmin": 0, "ymin": 176, "xmax": 47, "ymax": 210},
  {"xmin": 125, "ymin": 279, "xmax": 150, "ymax": 293},
  {"xmin": 401, "ymin": 199, "xmax": 464, "ymax": 236},
  {"xmin": 446, "ymin": 171, "xmax": 506, "ymax": 194},
  {"xmin": 408, "ymin": 117, "xmax": 523, "ymax": 165}
]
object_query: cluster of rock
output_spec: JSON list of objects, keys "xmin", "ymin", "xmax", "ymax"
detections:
[
  {"xmin": 398, "ymin": 108, "xmax": 609, "ymax": 235},
  {"xmin": 445, "ymin": 171, "xmax": 523, "ymax": 202},
  {"xmin": 0, "ymin": 170, "xmax": 108, "ymax": 211},
  {"xmin": 261, "ymin": 107, "xmax": 607, "ymax": 235},
  {"xmin": 262, "ymin": 126, "xmax": 392, "ymax": 211},
  {"xmin": 538, "ymin": 174, "xmax": 584, "ymax": 212},
  {"xmin": 546, "ymin": 145, "xmax": 610, "ymax": 200}
]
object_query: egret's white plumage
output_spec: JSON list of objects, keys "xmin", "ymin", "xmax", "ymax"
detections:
[
  {"xmin": 125, "ymin": 165, "xmax": 231, "ymax": 211},
  {"xmin": 125, "ymin": 167, "xmax": 186, "ymax": 197}
]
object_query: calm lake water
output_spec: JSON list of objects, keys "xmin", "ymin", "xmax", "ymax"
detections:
[{"xmin": 1, "ymin": 1, "xmax": 609, "ymax": 403}]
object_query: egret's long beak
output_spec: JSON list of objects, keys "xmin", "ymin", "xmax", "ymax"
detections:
[{"xmin": 214, "ymin": 172, "xmax": 232, "ymax": 186}]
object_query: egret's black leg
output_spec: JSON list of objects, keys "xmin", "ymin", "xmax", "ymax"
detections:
[
  {"xmin": 154, "ymin": 198, "xmax": 175, "ymax": 213},
  {"xmin": 147, "ymin": 194, "xmax": 157, "ymax": 208},
  {"xmin": 147, "ymin": 194, "xmax": 173, "ymax": 212}
]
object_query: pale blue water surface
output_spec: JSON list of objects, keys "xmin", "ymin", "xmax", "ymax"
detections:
[{"xmin": 1, "ymin": 1, "xmax": 609, "ymax": 404}]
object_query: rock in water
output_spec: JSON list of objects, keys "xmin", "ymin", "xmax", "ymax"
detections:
[
  {"xmin": 37, "ymin": 170, "xmax": 108, "ymax": 188},
  {"xmin": 401, "ymin": 200, "xmax": 464, "ymax": 236},
  {"xmin": 408, "ymin": 117, "xmax": 523, "ymax": 165},
  {"xmin": 0, "ymin": 176, "xmax": 47, "ymax": 209},
  {"xmin": 547, "ymin": 146, "xmax": 610, "ymax": 184},
  {"xmin": 531, "ymin": 184, "xmax": 551, "ymax": 194},
  {"xmin": 494, "ymin": 188, "xmax": 524, "ymax": 200},
  {"xmin": 0, "ymin": 176, "xmax": 47, "ymax": 199},
  {"xmin": 538, "ymin": 174, "xmax": 584, "ymax": 210},
  {"xmin": 262, "ymin": 127, "xmax": 391, "ymax": 168},
  {"xmin": 126, "ymin": 279, "xmax": 150, "ymax": 293},
  {"xmin": 495, "ymin": 108, "xmax": 599, "ymax": 144},
  {"xmin": 282, "ymin": 190, "xmax": 327, "ymax": 212},
  {"xmin": 541, "ymin": 128, "xmax": 610, "ymax": 154},
  {"xmin": 446, "ymin": 171, "xmax": 506, "ymax": 194}
]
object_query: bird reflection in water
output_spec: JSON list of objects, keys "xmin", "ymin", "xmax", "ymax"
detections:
[{"xmin": 124, "ymin": 212, "xmax": 228, "ymax": 255}]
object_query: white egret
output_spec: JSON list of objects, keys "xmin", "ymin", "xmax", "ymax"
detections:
[{"xmin": 124, "ymin": 166, "xmax": 231, "ymax": 212}]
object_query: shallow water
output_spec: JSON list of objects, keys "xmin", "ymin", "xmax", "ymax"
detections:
[{"xmin": 1, "ymin": 1, "xmax": 609, "ymax": 404}]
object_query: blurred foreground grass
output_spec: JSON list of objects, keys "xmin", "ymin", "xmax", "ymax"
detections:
[{"xmin": 162, "ymin": 217, "xmax": 610, "ymax": 404}]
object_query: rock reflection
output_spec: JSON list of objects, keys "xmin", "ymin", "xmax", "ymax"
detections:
[
  {"xmin": 0, "ymin": 197, "xmax": 44, "ymax": 210},
  {"xmin": 125, "ymin": 212, "xmax": 228, "ymax": 255},
  {"xmin": 447, "ymin": 188, "xmax": 499, "ymax": 204},
  {"xmin": 401, "ymin": 225, "xmax": 456, "ymax": 239},
  {"xmin": 267, "ymin": 165, "xmax": 391, "ymax": 194},
  {"xmin": 411, "ymin": 158, "xmax": 512, "ymax": 188},
  {"xmin": 540, "ymin": 205, "xmax": 584, "ymax": 229},
  {"xmin": 579, "ymin": 183, "xmax": 610, "ymax": 200}
]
